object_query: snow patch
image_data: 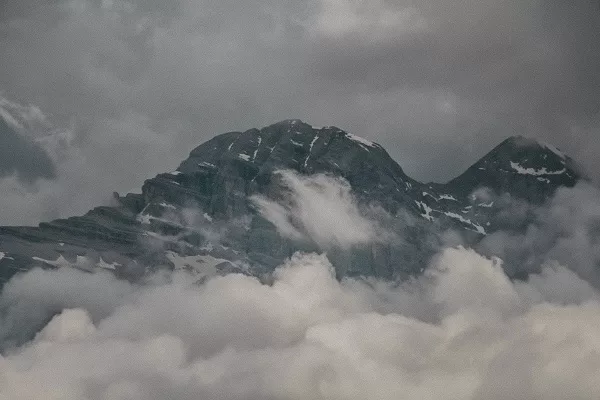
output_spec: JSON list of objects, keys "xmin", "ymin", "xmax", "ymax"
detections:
[
  {"xmin": 422, "ymin": 192, "xmax": 438, "ymax": 201},
  {"xmin": 439, "ymin": 194, "xmax": 457, "ymax": 201},
  {"xmin": 252, "ymin": 136, "xmax": 262, "ymax": 161},
  {"xmin": 137, "ymin": 213, "xmax": 153, "ymax": 224},
  {"xmin": 97, "ymin": 257, "xmax": 121, "ymax": 271},
  {"xmin": 32, "ymin": 255, "xmax": 74, "ymax": 268},
  {"xmin": 159, "ymin": 202, "xmax": 177, "ymax": 210},
  {"xmin": 303, "ymin": 134, "xmax": 319, "ymax": 167},
  {"xmin": 345, "ymin": 133, "xmax": 376, "ymax": 148},
  {"xmin": 443, "ymin": 212, "xmax": 486, "ymax": 235},
  {"xmin": 415, "ymin": 201, "xmax": 435, "ymax": 221},
  {"xmin": 510, "ymin": 161, "xmax": 566, "ymax": 176}
]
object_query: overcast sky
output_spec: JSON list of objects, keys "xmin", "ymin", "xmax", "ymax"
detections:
[{"xmin": 1, "ymin": 0, "xmax": 599, "ymax": 223}]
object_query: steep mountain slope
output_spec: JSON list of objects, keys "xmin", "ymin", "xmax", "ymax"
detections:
[
  {"xmin": 446, "ymin": 135, "xmax": 581, "ymax": 203},
  {"xmin": 0, "ymin": 120, "xmax": 583, "ymax": 283}
]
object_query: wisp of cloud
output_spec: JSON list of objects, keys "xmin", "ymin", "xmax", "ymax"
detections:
[{"xmin": 251, "ymin": 170, "xmax": 389, "ymax": 249}]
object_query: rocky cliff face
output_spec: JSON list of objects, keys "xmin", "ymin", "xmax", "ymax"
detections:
[{"xmin": 0, "ymin": 120, "xmax": 583, "ymax": 283}]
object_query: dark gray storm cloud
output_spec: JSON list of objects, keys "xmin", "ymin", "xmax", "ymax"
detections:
[
  {"xmin": 0, "ymin": 0, "xmax": 599, "ymax": 223},
  {"xmin": 0, "ymin": 118, "xmax": 56, "ymax": 182}
]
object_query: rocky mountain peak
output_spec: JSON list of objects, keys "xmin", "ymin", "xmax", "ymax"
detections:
[
  {"xmin": 0, "ymin": 121, "xmax": 587, "ymax": 284},
  {"xmin": 446, "ymin": 135, "xmax": 581, "ymax": 203},
  {"xmin": 174, "ymin": 120, "xmax": 413, "ymax": 210},
  {"xmin": 179, "ymin": 119, "xmax": 391, "ymax": 174}
]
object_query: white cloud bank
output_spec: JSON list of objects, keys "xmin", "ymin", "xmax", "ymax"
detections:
[{"xmin": 1, "ymin": 246, "xmax": 600, "ymax": 400}]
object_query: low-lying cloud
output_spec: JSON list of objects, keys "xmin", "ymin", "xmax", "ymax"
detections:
[
  {"xmin": 1, "ymin": 246, "xmax": 600, "ymax": 399},
  {"xmin": 478, "ymin": 182, "xmax": 600, "ymax": 285},
  {"xmin": 251, "ymin": 170, "xmax": 390, "ymax": 249}
]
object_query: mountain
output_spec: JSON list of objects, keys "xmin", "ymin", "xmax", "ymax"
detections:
[
  {"xmin": 0, "ymin": 120, "xmax": 583, "ymax": 283},
  {"xmin": 446, "ymin": 135, "xmax": 581, "ymax": 203}
]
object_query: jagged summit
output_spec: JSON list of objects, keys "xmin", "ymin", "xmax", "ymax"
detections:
[
  {"xmin": 174, "ymin": 120, "xmax": 412, "ymax": 215},
  {"xmin": 180, "ymin": 119, "xmax": 387, "ymax": 174},
  {"xmin": 0, "ymin": 121, "xmax": 585, "ymax": 283}
]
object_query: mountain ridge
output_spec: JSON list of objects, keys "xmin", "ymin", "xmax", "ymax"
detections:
[{"xmin": 0, "ymin": 119, "xmax": 584, "ymax": 283}]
